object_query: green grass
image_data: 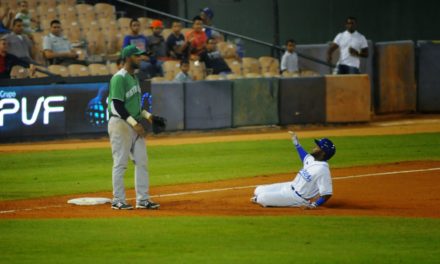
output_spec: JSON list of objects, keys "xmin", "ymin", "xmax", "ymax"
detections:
[
  {"xmin": 1, "ymin": 216, "xmax": 439, "ymax": 264},
  {"xmin": 1, "ymin": 132, "xmax": 439, "ymax": 200}
]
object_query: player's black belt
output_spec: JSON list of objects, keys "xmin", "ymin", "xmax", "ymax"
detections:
[
  {"xmin": 291, "ymin": 186, "xmax": 303, "ymax": 198},
  {"xmin": 110, "ymin": 114, "xmax": 120, "ymax": 119}
]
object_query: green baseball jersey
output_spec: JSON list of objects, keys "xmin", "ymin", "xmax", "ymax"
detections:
[{"xmin": 108, "ymin": 69, "xmax": 142, "ymax": 120}]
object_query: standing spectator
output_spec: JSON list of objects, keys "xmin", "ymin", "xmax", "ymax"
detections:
[
  {"xmin": 122, "ymin": 18, "xmax": 148, "ymax": 52},
  {"xmin": 174, "ymin": 59, "xmax": 192, "ymax": 82},
  {"xmin": 0, "ymin": 7, "xmax": 15, "ymax": 35},
  {"xmin": 327, "ymin": 16, "xmax": 368, "ymax": 74},
  {"xmin": 42, "ymin": 20, "xmax": 81, "ymax": 65},
  {"xmin": 4, "ymin": 18, "xmax": 33, "ymax": 63},
  {"xmin": 185, "ymin": 16, "xmax": 207, "ymax": 59},
  {"xmin": 147, "ymin": 20, "xmax": 166, "ymax": 59},
  {"xmin": 280, "ymin": 39, "xmax": 299, "ymax": 74},
  {"xmin": 166, "ymin": 21, "xmax": 188, "ymax": 60},
  {"xmin": 123, "ymin": 18, "xmax": 163, "ymax": 78},
  {"xmin": 200, "ymin": 7, "xmax": 223, "ymax": 41},
  {"xmin": 0, "ymin": 37, "xmax": 34, "ymax": 79},
  {"xmin": 15, "ymin": 1, "xmax": 39, "ymax": 34},
  {"xmin": 198, "ymin": 37, "xmax": 231, "ymax": 75}
]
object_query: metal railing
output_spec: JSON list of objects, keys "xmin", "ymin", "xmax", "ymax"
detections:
[{"xmin": 116, "ymin": 0, "xmax": 335, "ymax": 68}]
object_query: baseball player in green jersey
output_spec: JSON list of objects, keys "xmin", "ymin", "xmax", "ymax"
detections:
[{"xmin": 108, "ymin": 45, "xmax": 160, "ymax": 210}]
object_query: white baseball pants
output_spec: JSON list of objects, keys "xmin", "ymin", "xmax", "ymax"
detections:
[
  {"xmin": 108, "ymin": 117, "xmax": 149, "ymax": 204},
  {"xmin": 254, "ymin": 182, "xmax": 309, "ymax": 207}
]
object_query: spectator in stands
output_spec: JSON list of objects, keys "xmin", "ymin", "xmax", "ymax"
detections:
[
  {"xmin": 186, "ymin": 16, "xmax": 207, "ymax": 59},
  {"xmin": 4, "ymin": 18, "xmax": 34, "ymax": 63},
  {"xmin": 123, "ymin": 18, "xmax": 163, "ymax": 78},
  {"xmin": 174, "ymin": 59, "xmax": 192, "ymax": 82},
  {"xmin": 0, "ymin": 37, "xmax": 34, "ymax": 79},
  {"xmin": 148, "ymin": 20, "xmax": 167, "ymax": 59},
  {"xmin": 198, "ymin": 37, "xmax": 231, "ymax": 75},
  {"xmin": 43, "ymin": 20, "xmax": 81, "ymax": 65},
  {"xmin": 327, "ymin": 16, "xmax": 368, "ymax": 74},
  {"xmin": 166, "ymin": 21, "xmax": 188, "ymax": 60},
  {"xmin": 122, "ymin": 18, "xmax": 148, "ymax": 51},
  {"xmin": 15, "ymin": 1, "xmax": 39, "ymax": 34},
  {"xmin": 200, "ymin": 7, "xmax": 223, "ymax": 41},
  {"xmin": 280, "ymin": 39, "xmax": 299, "ymax": 74},
  {"xmin": 0, "ymin": 7, "xmax": 14, "ymax": 35}
]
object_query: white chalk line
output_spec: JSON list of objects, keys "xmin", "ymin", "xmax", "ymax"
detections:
[{"xmin": 1, "ymin": 167, "xmax": 440, "ymax": 215}]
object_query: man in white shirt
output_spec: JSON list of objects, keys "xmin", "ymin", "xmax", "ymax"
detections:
[
  {"xmin": 251, "ymin": 131, "xmax": 336, "ymax": 209},
  {"xmin": 280, "ymin": 39, "xmax": 299, "ymax": 73},
  {"xmin": 327, "ymin": 17, "xmax": 368, "ymax": 74},
  {"xmin": 43, "ymin": 19, "xmax": 81, "ymax": 65}
]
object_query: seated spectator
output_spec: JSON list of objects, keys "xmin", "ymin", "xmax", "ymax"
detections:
[
  {"xmin": 4, "ymin": 18, "xmax": 34, "ymax": 63},
  {"xmin": 280, "ymin": 39, "xmax": 299, "ymax": 74},
  {"xmin": 15, "ymin": 1, "xmax": 39, "ymax": 34},
  {"xmin": 166, "ymin": 21, "xmax": 188, "ymax": 60},
  {"xmin": 147, "ymin": 20, "xmax": 167, "ymax": 59},
  {"xmin": 198, "ymin": 37, "xmax": 231, "ymax": 75},
  {"xmin": 0, "ymin": 7, "xmax": 14, "ymax": 35},
  {"xmin": 123, "ymin": 18, "xmax": 162, "ymax": 78},
  {"xmin": 200, "ymin": 7, "xmax": 223, "ymax": 41},
  {"xmin": 43, "ymin": 20, "xmax": 82, "ymax": 65},
  {"xmin": 0, "ymin": 37, "xmax": 34, "ymax": 79},
  {"xmin": 174, "ymin": 59, "xmax": 192, "ymax": 82},
  {"xmin": 185, "ymin": 16, "xmax": 207, "ymax": 59}
]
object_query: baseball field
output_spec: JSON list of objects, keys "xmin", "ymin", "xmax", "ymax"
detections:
[{"xmin": 1, "ymin": 116, "xmax": 440, "ymax": 263}]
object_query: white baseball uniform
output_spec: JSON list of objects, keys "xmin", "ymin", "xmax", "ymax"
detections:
[{"xmin": 254, "ymin": 154, "xmax": 333, "ymax": 207}]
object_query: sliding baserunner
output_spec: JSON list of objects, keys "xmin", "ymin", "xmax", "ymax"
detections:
[{"xmin": 251, "ymin": 131, "xmax": 336, "ymax": 209}]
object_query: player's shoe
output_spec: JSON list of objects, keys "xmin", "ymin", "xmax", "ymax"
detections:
[
  {"xmin": 136, "ymin": 200, "xmax": 160, "ymax": 210},
  {"xmin": 250, "ymin": 196, "xmax": 257, "ymax": 204},
  {"xmin": 111, "ymin": 202, "xmax": 133, "ymax": 210}
]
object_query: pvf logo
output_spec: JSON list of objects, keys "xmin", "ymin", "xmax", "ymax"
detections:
[{"xmin": 0, "ymin": 96, "xmax": 66, "ymax": 126}]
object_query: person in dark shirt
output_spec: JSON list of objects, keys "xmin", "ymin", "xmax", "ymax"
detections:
[
  {"xmin": 166, "ymin": 21, "xmax": 188, "ymax": 60},
  {"xmin": 198, "ymin": 37, "xmax": 231, "ymax": 75},
  {"xmin": 0, "ymin": 37, "xmax": 33, "ymax": 79}
]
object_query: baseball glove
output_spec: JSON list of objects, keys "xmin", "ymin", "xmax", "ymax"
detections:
[{"xmin": 152, "ymin": 115, "xmax": 167, "ymax": 134}]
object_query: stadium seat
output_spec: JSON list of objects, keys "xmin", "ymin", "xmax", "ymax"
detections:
[
  {"xmin": 37, "ymin": 6, "xmax": 57, "ymax": 21},
  {"xmin": 189, "ymin": 60, "xmax": 206, "ymax": 81},
  {"xmin": 108, "ymin": 63, "xmax": 119, "ymax": 75},
  {"xmin": 142, "ymin": 28, "xmax": 153, "ymax": 37},
  {"xmin": 151, "ymin": 77, "xmax": 168, "ymax": 83},
  {"xmin": 205, "ymin": 74, "xmax": 223, "ymax": 80},
  {"xmin": 282, "ymin": 71, "xmax": 300, "ymax": 77},
  {"xmin": 217, "ymin": 42, "xmax": 237, "ymax": 59},
  {"xmin": 31, "ymin": 69, "xmax": 49, "ymax": 78},
  {"xmin": 48, "ymin": 65, "xmax": 69, "ymax": 77},
  {"xmin": 81, "ymin": 21, "xmax": 101, "ymax": 36},
  {"xmin": 59, "ymin": 0, "xmax": 78, "ymax": 5},
  {"xmin": 259, "ymin": 56, "xmax": 280, "ymax": 75},
  {"xmin": 138, "ymin": 17, "xmax": 151, "ymax": 30},
  {"xmin": 64, "ymin": 23, "xmax": 83, "ymax": 44},
  {"xmin": 86, "ymin": 31, "xmax": 107, "ymax": 56},
  {"xmin": 76, "ymin": 4, "xmax": 95, "ymax": 22},
  {"xmin": 242, "ymin": 57, "xmax": 261, "ymax": 75},
  {"xmin": 57, "ymin": 4, "xmax": 78, "ymax": 22},
  {"xmin": 68, "ymin": 64, "xmax": 90, "ymax": 77},
  {"xmin": 10, "ymin": 66, "xmax": 30, "ymax": 79},
  {"xmin": 162, "ymin": 28, "xmax": 173, "ymax": 40},
  {"xmin": 27, "ymin": 0, "xmax": 38, "ymax": 10},
  {"xmin": 39, "ymin": 0, "xmax": 57, "ymax": 8},
  {"xmin": 94, "ymin": 3, "xmax": 115, "ymax": 19},
  {"xmin": 181, "ymin": 28, "xmax": 192, "ymax": 36},
  {"xmin": 88, "ymin": 64, "xmax": 110, "ymax": 76},
  {"xmin": 225, "ymin": 74, "xmax": 243, "ymax": 80},
  {"xmin": 99, "ymin": 18, "xmax": 118, "ymax": 32},
  {"xmin": 118, "ymin": 17, "xmax": 132, "ymax": 34},
  {"xmin": 72, "ymin": 48, "xmax": 87, "ymax": 61},
  {"xmin": 162, "ymin": 60, "xmax": 181, "ymax": 80},
  {"xmin": 225, "ymin": 58, "xmax": 242, "ymax": 75},
  {"xmin": 262, "ymin": 72, "xmax": 280, "ymax": 78},
  {"xmin": 244, "ymin": 73, "xmax": 262, "ymax": 78}
]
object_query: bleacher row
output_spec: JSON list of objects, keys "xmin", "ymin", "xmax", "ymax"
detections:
[{"xmin": 2, "ymin": 0, "xmax": 318, "ymax": 81}]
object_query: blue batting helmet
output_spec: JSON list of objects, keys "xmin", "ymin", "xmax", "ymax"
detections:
[{"xmin": 314, "ymin": 138, "xmax": 336, "ymax": 161}]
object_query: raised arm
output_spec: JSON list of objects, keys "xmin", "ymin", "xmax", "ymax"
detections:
[{"xmin": 288, "ymin": 131, "xmax": 308, "ymax": 162}]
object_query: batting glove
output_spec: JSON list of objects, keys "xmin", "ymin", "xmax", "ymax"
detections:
[{"xmin": 288, "ymin": 131, "xmax": 300, "ymax": 146}]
